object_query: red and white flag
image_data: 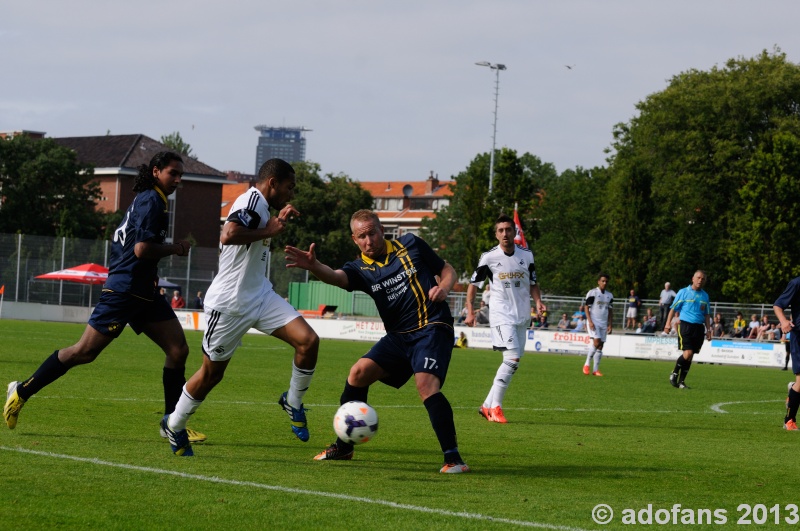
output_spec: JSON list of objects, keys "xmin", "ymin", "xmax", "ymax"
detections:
[{"xmin": 513, "ymin": 203, "xmax": 528, "ymax": 248}]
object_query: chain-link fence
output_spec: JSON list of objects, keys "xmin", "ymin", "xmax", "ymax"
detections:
[{"xmin": 0, "ymin": 233, "xmax": 307, "ymax": 307}]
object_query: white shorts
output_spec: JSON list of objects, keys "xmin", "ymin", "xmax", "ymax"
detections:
[
  {"xmin": 626, "ymin": 307, "xmax": 638, "ymax": 319},
  {"xmin": 491, "ymin": 323, "xmax": 529, "ymax": 355},
  {"xmin": 202, "ymin": 290, "xmax": 300, "ymax": 361},
  {"xmin": 588, "ymin": 322, "xmax": 608, "ymax": 342}
]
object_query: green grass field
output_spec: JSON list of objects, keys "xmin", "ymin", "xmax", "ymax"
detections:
[{"xmin": 0, "ymin": 319, "xmax": 796, "ymax": 530}]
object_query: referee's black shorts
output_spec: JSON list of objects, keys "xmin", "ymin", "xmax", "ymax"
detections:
[{"xmin": 678, "ymin": 321, "xmax": 706, "ymax": 353}]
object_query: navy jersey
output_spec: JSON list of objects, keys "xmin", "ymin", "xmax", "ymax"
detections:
[
  {"xmin": 774, "ymin": 277, "xmax": 800, "ymax": 327},
  {"xmin": 342, "ymin": 234, "xmax": 453, "ymax": 333},
  {"xmin": 105, "ymin": 188, "xmax": 169, "ymax": 300}
]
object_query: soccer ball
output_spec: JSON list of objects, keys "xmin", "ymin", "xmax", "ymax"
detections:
[{"xmin": 333, "ymin": 401, "xmax": 378, "ymax": 445}]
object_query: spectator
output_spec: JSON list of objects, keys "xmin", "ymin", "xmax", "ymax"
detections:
[
  {"xmin": 756, "ymin": 315, "xmax": 775, "ymax": 340},
  {"xmin": 573, "ymin": 315, "xmax": 586, "ymax": 332},
  {"xmin": 746, "ymin": 314, "xmax": 760, "ymax": 339},
  {"xmin": 170, "ymin": 290, "xmax": 186, "ymax": 309},
  {"xmin": 625, "ymin": 289, "xmax": 641, "ymax": 330},
  {"xmin": 667, "ymin": 313, "xmax": 680, "ymax": 336},
  {"xmin": 570, "ymin": 306, "xmax": 586, "ymax": 329},
  {"xmin": 711, "ymin": 313, "xmax": 726, "ymax": 338},
  {"xmin": 732, "ymin": 312, "xmax": 747, "ymax": 338},
  {"xmin": 455, "ymin": 332, "xmax": 468, "ymax": 348},
  {"xmin": 159, "ymin": 287, "xmax": 169, "ymax": 303},
  {"xmin": 641, "ymin": 308, "xmax": 658, "ymax": 333},
  {"xmin": 457, "ymin": 307, "xmax": 468, "ymax": 324},
  {"xmin": 481, "ymin": 285, "xmax": 491, "ymax": 308},
  {"xmin": 556, "ymin": 313, "xmax": 570, "ymax": 330},
  {"xmin": 539, "ymin": 310, "xmax": 549, "ymax": 329},
  {"xmin": 193, "ymin": 291, "xmax": 204, "ymax": 310},
  {"xmin": 475, "ymin": 301, "xmax": 490, "ymax": 325},
  {"xmin": 658, "ymin": 282, "xmax": 677, "ymax": 328}
]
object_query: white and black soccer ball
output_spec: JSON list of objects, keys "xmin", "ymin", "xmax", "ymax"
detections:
[{"xmin": 333, "ymin": 401, "xmax": 378, "ymax": 445}]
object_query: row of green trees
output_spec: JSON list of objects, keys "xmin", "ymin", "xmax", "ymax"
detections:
[{"xmin": 422, "ymin": 49, "xmax": 800, "ymax": 303}]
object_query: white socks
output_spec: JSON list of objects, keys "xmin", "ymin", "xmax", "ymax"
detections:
[
  {"xmin": 484, "ymin": 358, "xmax": 519, "ymax": 408},
  {"xmin": 168, "ymin": 386, "xmax": 203, "ymax": 432},
  {"xmin": 287, "ymin": 363, "xmax": 315, "ymax": 409}
]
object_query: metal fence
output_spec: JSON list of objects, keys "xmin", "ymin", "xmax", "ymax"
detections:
[
  {"xmin": 0, "ymin": 232, "xmax": 781, "ymax": 330},
  {"xmin": 0, "ymin": 233, "xmax": 307, "ymax": 307}
]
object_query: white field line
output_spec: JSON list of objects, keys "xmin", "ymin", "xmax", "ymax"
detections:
[
  {"xmin": 0, "ymin": 445, "xmax": 588, "ymax": 531},
  {"xmin": 32, "ymin": 395, "xmax": 785, "ymax": 414}
]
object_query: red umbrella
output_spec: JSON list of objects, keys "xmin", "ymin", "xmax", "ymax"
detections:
[
  {"xmin": 35, "ymin": 263, "xmax": 109, "ymax": 307},
  {"xmin": 35, "ymin": 263, "xmax": 109, "ymax": 284}
]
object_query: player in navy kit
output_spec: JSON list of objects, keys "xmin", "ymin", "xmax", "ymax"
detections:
[
  {"xmin": 285, "ymin": 209, "xmax": 469, "ymax": 473},
  {"xmin": 772, "ymin": 277, "xmax": 800, "ymax": 430},
  {"xmin": 4, "ymin": 151, "xmax": 205, "ymax": 444}
]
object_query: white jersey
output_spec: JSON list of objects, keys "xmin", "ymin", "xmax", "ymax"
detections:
[
  {"xmin": 469, "ymin": 244, "xmax": 537, "ymax": 327},
  {"xmin": 584, "ymin": 287, "xmax": 614, "ymax": 326},
  {"xmin": 203, "ymin": 187, "xmax": 273, "ymax": 316}
]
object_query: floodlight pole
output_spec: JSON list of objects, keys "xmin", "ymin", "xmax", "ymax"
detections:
[{"xmin": 475, "ymin": 61, "xmax": 506, "ymax": 194}]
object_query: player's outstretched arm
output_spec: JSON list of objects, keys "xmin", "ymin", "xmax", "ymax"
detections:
[
  {"xmin": 429, "ymin": 262, "xmax": 457, "ymax": 303},
  {"xmin": 285, "ymin": 243, "xmax": 349, "ymax": 289}
]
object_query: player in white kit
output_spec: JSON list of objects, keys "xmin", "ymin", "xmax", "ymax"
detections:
[
  {"xmin": 160, "ymin": 159, "xmax": 320, "ymax": 456},
  {"xmin": 583, "ymin": 273, "xmax": 614, "ymax": 376},
  {"xmin": 465, "ymin": 214, "xmax": 545, "ymax": 423}
]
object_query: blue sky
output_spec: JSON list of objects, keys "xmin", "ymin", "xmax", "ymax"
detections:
[{"xmin": 3, "ymin": 1, "xmax": 799, "ymax": 181}]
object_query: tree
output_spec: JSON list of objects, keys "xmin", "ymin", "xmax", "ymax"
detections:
[
  {"xmin": 604, "ymin": 48, "xmax": 800, "ymax": 301},
  {"xmin": 272, "ymin": 161, "xmax": 374, "ymax": 268},
  {"xmin": 421, "ymin": 148, "xmax": 555, "ymax": 278},
  {"xmin": 0, "ymin": 135, "xmax": 103, "ymax": 238},
  {"xmin": 160, "ymin": 131, "xmax": 196, "ymax": 159},
  {"xmin": 534, "ymin": 166, "xmax": 609, "ymax": 296}
]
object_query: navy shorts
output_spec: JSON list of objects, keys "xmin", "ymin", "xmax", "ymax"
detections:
[
  {"xmin": 89, "ymin": 290, "xmax": 177, "ymax": 338},
  {"xmin": 791, "ymin": 331, "xmax": 800, "ymax": 375},
  {"xmin": 678, "ymin": 321, "xmax": 706, "ymax": 354},
  {"xmin": 363, "ymin": 323, "xmax": 454, "ymax": 389}
]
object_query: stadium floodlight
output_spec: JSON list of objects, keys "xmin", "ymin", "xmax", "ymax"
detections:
[{"xmin": 475, "ymin": 61, "xmax": 507, "ymax": 194}]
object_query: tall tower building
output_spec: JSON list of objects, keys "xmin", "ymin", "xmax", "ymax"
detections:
[{"xmin": 254, "ymin": 125, "xmax": 311, "ymax": 173}]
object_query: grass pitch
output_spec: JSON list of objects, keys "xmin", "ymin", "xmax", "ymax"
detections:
[{"xmin": 0, "ymin": 319, "xmax": 795, "ymax": 530}]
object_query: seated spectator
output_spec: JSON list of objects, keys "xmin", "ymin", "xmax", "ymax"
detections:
[
  {"xmin": 475, "ymin": 300, "xmax": 490, "ymax": 325},
  {"xmin": 732, "ymin": 312, "xmax": 746, "ymax": 338},
  {"xmin": 530, "ymin": 309, "xmax": 539, "ymax": 328},
  {"xmin": 455, "ymin": 331, "xmax": 468, "ymax": 348},
  {"xmin": 641, "ymin": 308, "xmax": 658, "ymax": 333},
  {"xmin": 667, "ymin": 313, "xmax": 680, "ymax": 336},
  {"xmin": 570, "ymin": 305, "xmax": 586, "ymax": 329},
  {"xmin": 756, "ymin": 315, "xmax": 774, "ymax": 340},
  {"xmin": 573, "ymin": 315, "xmax": 586, "ymax": 332},
  {"xmin": 635, "ymin": 321, "xmax": 643, "ymax": 333},
  {"xmin": 711, "ymin": 313, "xmax": 726, "ymax": 338},
  {"xmin": 538, "ymin": 310, "xmax": 549, "ymax": 329},
  {"xmin": 556, "ymin": 313, "xmax": 570, "ymax": 330},
  {"xmin": 747, "ymin": 314, "xmax": 761, "ymax": 339},
  {"xmin": 457, "ymin": 307, "xmax": 468, "ymax": 324}
]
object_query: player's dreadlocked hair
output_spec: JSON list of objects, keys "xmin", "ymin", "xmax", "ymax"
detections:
[
  {"xmin": 257, "ymin": 158, "xmax": 295, "ymax": 184},
  {"xmin": 133, "ymin": 151, "xmax": 183, "ymax": 192}
]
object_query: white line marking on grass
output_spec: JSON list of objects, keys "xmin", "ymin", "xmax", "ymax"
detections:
[
  {"xmin": 0, "ymin": 446, "xmax": 588, "ymax": 531},
  {"xmin": 709, "ymin": 400, "xmax": 784, "ymax": 414}
]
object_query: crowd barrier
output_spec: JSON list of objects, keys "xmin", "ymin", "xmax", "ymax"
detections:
[
  {"xmin": 0, "ymin": 302, "xmax": 784, "ymax": 369},
  {"xmin": 171, "ymin": 311, "xmax": 787, "ymax": 370}
]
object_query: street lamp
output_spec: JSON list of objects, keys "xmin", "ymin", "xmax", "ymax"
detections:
[{"xmin": 475, "ymin": 61, "xmax": 506, "ymax": 194}]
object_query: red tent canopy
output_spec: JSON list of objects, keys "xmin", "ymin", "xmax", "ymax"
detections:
[{"xmin": 35, "ymin": 263, "xmax": 109, "ymax": 285}]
